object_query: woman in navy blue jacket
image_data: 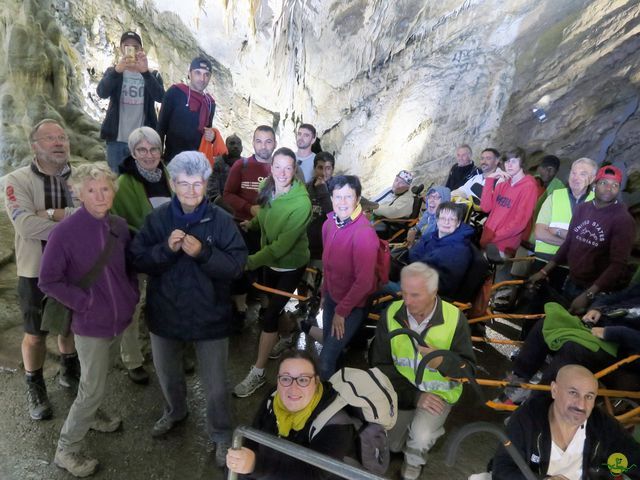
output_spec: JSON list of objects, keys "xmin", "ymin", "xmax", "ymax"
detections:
[{"xmin": 407, "ymin": 202, "xmax": 474, "ymax": 298}]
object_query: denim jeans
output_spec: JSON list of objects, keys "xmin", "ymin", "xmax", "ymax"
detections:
[
  {"xmin": 319, "ymin": 293, "xmax": 365, "ymax": 380},
  {"xmin": 106, "ymin": 141, "xmax": 130, "ymax": 173}
]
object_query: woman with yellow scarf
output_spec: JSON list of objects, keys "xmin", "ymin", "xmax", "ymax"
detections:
[{"xmin": 225, "ymin": 350, "xmax": 356, "ymax": 478}]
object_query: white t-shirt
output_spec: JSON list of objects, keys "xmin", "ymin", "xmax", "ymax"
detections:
[{"xmin": 296, "ymin": 152, "xmax": 316, "ymax": 183}]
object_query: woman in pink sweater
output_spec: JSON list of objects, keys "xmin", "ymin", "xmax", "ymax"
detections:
[{"xmin": 319, "ymin": 175, "xmax": 379, "ymax": 380}]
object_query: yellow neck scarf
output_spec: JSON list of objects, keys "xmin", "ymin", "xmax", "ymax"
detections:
[{"xmin": 273, "ymin": 382, "xmax": 324, "ymax": 437}]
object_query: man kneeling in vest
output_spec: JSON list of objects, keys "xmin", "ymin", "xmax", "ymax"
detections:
[{"xmin": 370, "ymin": 262, "xmax": 476, "ymax": 480}]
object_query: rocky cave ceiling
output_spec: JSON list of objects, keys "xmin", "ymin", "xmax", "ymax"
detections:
[{"xmin": 0, "ymin": 0, "xmax": 639, "ymax": 200}]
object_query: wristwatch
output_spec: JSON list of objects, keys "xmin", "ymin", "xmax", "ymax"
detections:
[
  {"xmin": 46, "ymin": 208, "xmax": 55, "ymax": 221},
  {"xmin": 585, "ymin": 290, "xmax": 595, "ymax": 300}
]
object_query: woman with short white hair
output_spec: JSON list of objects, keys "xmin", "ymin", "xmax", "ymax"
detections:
[
  {"xmin": 130, "ymin": 150, "xmax": 247, "ymax": 467},
  {"xmin": 39, "ymin": 162, "xmax": 139, "ymax": 477}
]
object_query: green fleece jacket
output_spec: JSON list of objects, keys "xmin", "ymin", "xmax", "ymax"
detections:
[
  {"xmin": 247, "ymin": 180, "xmax": 311, "ymax": 270},
  {"xmin": 111, "ymin": 171, "xmax": 171, "ymax": 233}
]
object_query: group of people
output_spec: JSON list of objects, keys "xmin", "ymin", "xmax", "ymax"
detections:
[{"xmin": 3, "ymin": 29, "xmax": 639, "ymax": 480}]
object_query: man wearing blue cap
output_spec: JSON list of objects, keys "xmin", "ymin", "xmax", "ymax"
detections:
[
  {"xmin": 97, "ymin": 31, "xmax": 165, "ymax": 172},
  {"xmin": 157, "ymin": 57, "xmax": 217, "ymax": 163}
]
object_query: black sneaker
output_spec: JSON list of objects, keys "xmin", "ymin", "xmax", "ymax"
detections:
[
  {"xmin": 26, "ymin": 375, "xmax": 52, "ymax": 420},
  {"xmin": 59, "ymin": 354, "xmax": 80, "ymax": 390},
  {"xmin": 127, "ymin": 366, "xmax": 150, "ymax": 385}
]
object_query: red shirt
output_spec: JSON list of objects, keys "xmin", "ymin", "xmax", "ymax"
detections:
[{"xmin": 222, "ymin": 155, "xmax": 271, "ymax": 221}]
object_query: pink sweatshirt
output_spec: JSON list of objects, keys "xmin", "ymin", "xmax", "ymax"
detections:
[
  {"xmin": 480, "ymin": 175, "xmax": 539, "ymax": 255},
  {"xmin": 321, "ymin": 213, "xmax": 379, "ymax": 317}
]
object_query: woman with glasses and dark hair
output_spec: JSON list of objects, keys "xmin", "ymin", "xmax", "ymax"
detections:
[
  {"xmin": 226, "ymin": 349, "xmax": 356, "ymax": 479},
  {"xmin": 130, "ymin": 151, "xmax": 247, "ymax": 466},
  {"xmin": 317, "ymin": 175, "xmax": 379, "ymax": 380},
  {"xmin": 110, "ymin": 126, "xmax": 172, "ymax": 384},
  {"xmin": 233, "ymin": 147, "xmax": 312, "ymax": 398}
]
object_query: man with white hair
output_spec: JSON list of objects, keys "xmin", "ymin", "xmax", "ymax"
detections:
[
  {"xmin": 4, "ymin": 119, "xmax": 80, "ymax": 421},
  {"xmin": 370, "ymin": 263, "xmax": 476, "ymax": 480}
]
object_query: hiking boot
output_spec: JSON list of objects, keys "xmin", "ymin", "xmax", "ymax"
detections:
[
  {"xmin": 59, "ymin": 354, "xmax": 81, "ymax": 390},
  {"xmin": 400, "ymin": 461, "xmax": 422, "ymax": 480},
  {"xmin": 151, "ymin": 413, "xmax": 188, "ymax": 438},
  {"xmin": 54, "ymin": 448, "xmax": 98, "ymax": 477},
  {"xmin": 25, "ymin": 374, "xmax": 52, "ymax": 420},
  {"xmin": 215, "ymin": 441, "xmax": 231, "ymax": 468},
  {"xmin": 90, "ymin": 409, "xmax": 121, "ymax": 433},
  {"xmin": 233, "ymin": 369, "xmax": 266, "ymax": 398},
  {"xmin": 495, "ymin": 372, "xmax": 531, "ymax": 405},
  {"xmin": 127, "ymin": 366, "xmax": 150, "ymax": 385},
  {"xmin": 269, "ymin": 335, "xmax": 294, "ymax": 359}
]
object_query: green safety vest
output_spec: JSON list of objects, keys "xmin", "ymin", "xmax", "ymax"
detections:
[
  {"xmin": 534, "ymin": 188, "xmax": 594, "ymax": 255},
  {"xmin": 387, "ymin": 300, "xmax": 463, "ymax": 404}
]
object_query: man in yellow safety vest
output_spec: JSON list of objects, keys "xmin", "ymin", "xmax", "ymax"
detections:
[{"xmin": 370, "ymin": 262, "xmax": 476, "ymax": 480}]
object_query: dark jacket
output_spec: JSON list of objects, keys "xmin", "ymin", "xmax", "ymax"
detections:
[
  {"xmin": 246, "ymin": 385, "xmax": 356, "ymax": 480},
  {"xmin": 157, "ymin": 85, "xmax": 216, "ymax": 163},
  {"xmin": 492, "ymin": 395, "xmax": 640, "ymax": 479},
  {"xmin": 130, "ymin": 201, "xmax": 247, "ymax": 341},
  {"xmin": 96, "ymin": 68, "xmax": 165, "ymax": 141},
  {"xmin": 592, "ymin": 283, "xmax": 640, "ymax": 360},
  {"xmin": 306, "ymin": 180, "xmax": 333, "ymax": 260},
  {"xmin": 408, "ymin": 223, "xmax": 475, "ymax": 298},
  {"xmin": 369, "ymin": 299, "xmax": 476, "ymax": 410}
]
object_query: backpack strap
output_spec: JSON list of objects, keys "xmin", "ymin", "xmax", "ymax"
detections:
[
  {"xmin": 308, "ymin": 396, "xmax": 349, "ymax": 442},
  {"xmin": 75, "ymin": 216, "xmax": 119, "ymax": 290}
]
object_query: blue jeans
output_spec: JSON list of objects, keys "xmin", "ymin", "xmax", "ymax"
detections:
[
  {"xmin": 106, "ymin": 141, "xmax": 130, "ymax": 173},
  {"xmin": 319, "ymin": 294, "xmax": 365, "ymax": 380},
  {"xmin": 150, "ymin": 334, "xmax": 233, "ymax": 442}
]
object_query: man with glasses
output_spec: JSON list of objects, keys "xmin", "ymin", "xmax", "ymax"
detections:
[
  {"xmin": 97, "ymin": 31, "xmax": 165, "ymax": 172},
  {"xmin": 4, "ymin": 119, "xmax": 80, "ymax": 420}
]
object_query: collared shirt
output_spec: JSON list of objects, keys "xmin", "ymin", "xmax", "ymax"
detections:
[{"xmin": 406, "ymin": 299, "xmax": 439, "ymax": 337}]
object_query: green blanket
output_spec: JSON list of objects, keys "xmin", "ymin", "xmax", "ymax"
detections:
[{"xmin": 542, "ymin": 302, "xmax": 618, "ymax": 357}]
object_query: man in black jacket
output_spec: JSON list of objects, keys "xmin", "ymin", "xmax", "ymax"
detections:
[
  {"xmin": 492, "ymin": 364, "xmax": 640, "ymax": 479},
  {"xmin": 97, "ymin": 31, "xmax": 165, "ymax": 172}
]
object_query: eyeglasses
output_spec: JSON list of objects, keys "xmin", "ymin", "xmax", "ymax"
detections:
[
  {"xmin": 277, "ymin": 374, "xmax": 315, "ymax": 388},
  {"xmin": 437, "ymin": 216, "xmax": 458, "ymax": 223},
  {"xmin": 175, "ymin": 181, "xmax": 205, "ymax": 191},
  {"xmin": 135, "ymin": 147, "xmax": 161, "ymax": 156},
  {"xmin": 34, "ymin": 135, "xmax": 69, "ymax": 143}
]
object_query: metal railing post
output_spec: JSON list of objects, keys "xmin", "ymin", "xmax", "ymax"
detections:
[{"xmin": 227, "ymin": 425, "xmax": 388, "ymax": 480}]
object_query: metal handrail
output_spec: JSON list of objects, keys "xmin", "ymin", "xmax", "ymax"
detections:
[{"xmin": 227, "ymin": 426, "xmax": 388, "ymax": 480}]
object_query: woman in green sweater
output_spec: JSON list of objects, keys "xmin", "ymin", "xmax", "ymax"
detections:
[
  {"xmin": 233, "ymin": 147, "xmax": 312, "ymax": 398},
  {"xmin": 110, "ymin": 127, "xmax": 172, "ymax": 384}
]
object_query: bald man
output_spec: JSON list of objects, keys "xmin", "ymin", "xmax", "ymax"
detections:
[{"xmin": 492, "ymin": 365, "xmax": 640, "ymax": 479}]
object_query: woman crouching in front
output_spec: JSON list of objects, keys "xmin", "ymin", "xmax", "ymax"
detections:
[{"xmin": 226, "ymin": 349, "xmax": 356, "ymax": 479}]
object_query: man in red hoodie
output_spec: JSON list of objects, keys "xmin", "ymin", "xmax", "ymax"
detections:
[{"xmin": 480, "ymin": 147, "xmax": 539, "ymax": 257}]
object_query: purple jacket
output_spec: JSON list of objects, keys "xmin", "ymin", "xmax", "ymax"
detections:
[
  {"xmin": 321, "ymin": 213, "xmax": 379, "ymax": 317},
  {"xmin": 39, "ymin": 207, "xmax": 139, "ymax": 338}
]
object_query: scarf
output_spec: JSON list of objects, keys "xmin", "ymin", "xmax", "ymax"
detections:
[
  {"xmin": 333, "ymin": 204, "xmax": 363, "ymax": 228},
  {"xmin": 175, "ymin": 83, "xmax": 215, "ymax": 134},
  {"xmin": 273, "ymin": 382, "xmax": 324, "ymax": 437},
  {"xmin": 170, "ymin": 195, "xmax": 208, "ymax": 230},
  {"xmin": 135, "ymin": 160, "xmax": 163, "ymax": 183}
]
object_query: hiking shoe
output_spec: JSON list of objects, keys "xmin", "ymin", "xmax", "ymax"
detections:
[
  {"xmin": 127, "ymin": 366, "xmax": 150, "ymax": 385},
  {"xmin": 90, "ymin": 409, "xmax": 121, "ymax": 433},
  {"xmin": 26, "ymin": 375, "xmax": 52, "ymax": 420},
  {"xmin": 233, "ymin": 369, "xmax": 266, "ymax": 398},
  {"xmin": 54, "ymin": 448, "xmax": 98, "ymax": 477},
  {"xmin": 215, "ymin": 441, "xmax": 231, "ymax": 468},
  {"xmin": 496, "ymin": 373, "xmax": 531, "ymax": 405},
  {"xmin": 401, "ymin": 461, "xmax": 422, "ymax": 480},
  {"xmin": 269, "ymin": 335, "xmax": 294, "ymax": 359},
  {"xmin": 59, "ymin": 354, "xmax": 81, "ymax": 390},
  {"xmin": 151, "ymin": 413, "xmax": 188, "ymax": 438}
]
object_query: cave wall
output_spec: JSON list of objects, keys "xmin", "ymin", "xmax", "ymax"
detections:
[{"xmin": 0, "ymin": 0, "xmax": 638, "ymax": 203}]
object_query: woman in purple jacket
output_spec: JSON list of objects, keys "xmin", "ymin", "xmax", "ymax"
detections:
[
  {"xmin": 39, "ymin": 162, "xmax": 139, "ymax": 478},
  {"xmin": 319, "ymin": 175, "xmax": 379, "ymax": 380}
]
